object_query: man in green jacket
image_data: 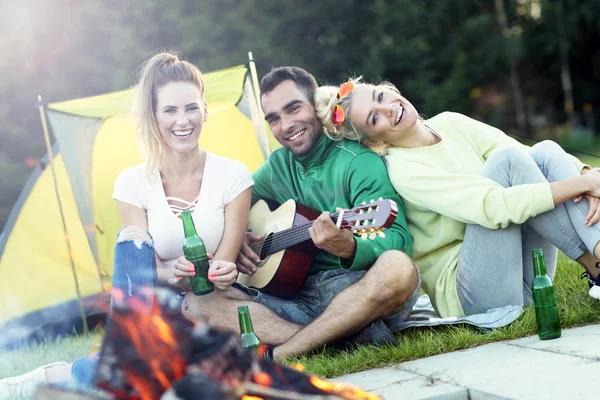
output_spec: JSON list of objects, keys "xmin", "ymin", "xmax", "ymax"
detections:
[{"xmin": 183, "ymin": 66, "xmax": 420, "ymax": 360}]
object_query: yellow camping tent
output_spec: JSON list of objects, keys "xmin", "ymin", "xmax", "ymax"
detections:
[{"xmin": 0, "ymin": 64, "xmax": 273, "ymax": 348}]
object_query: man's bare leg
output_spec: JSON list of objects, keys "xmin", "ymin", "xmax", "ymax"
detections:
[
  {"xmin": 273, "ymin": 250, "xmax": 418, "ymax": 360},
  {"xmin": 182, "ymin": 286, "xmax": 303, "ymax": 346}
]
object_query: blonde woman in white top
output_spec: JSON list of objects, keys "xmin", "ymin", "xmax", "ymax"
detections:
[{"xmin": 0, "ymin": 51, "xmax": 253, "ymax": 397}]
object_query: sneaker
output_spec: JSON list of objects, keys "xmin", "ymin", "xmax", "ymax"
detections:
[
  {"xmin": 581, "ymin": 271, "xmax": 595, "ymax": 288},
  {"xmin": 0, "ymin": 361, "xmax": 68, "ymax": 399},
  {"xmin": 333, "ymin": 319, "xmax": 398, "ymax": 350},
  {"xmin": 581, "ymin": 271, "xmax": 600, "ymax": 300}
]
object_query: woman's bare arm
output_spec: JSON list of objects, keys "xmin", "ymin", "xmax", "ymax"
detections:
[{"xmin": 213, "ymin": 187, "xmax": 252, "ymax": 262}]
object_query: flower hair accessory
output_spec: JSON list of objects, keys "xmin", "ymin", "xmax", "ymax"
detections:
[{"xmin": 331, "ymin": 81, "xmax": 355, "ymax": 126}]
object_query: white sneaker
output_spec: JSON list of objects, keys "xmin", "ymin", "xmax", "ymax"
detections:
[
  {"xmin": 590, "ymin": 284, "xmax": 600, "ymax": 300},
  {"xmin": 0, "ymin": 361, "xmax": 68, "ymax": 400}
]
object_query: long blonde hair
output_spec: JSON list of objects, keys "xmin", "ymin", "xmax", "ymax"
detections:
[
  {"xmin": 131, "ymin": 50, "xmax": 205, "ymax": 179},
  {"xmin": 314, "ymin": 78, "xmax": 400, "ymax": 155}
]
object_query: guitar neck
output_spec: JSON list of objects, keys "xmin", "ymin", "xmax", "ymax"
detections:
[{"xmin": 261, "ymin": 211, "xmax": 341, "ymax": 256}]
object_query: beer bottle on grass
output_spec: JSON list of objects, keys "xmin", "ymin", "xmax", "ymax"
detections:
[
  {"xmin": 238, "ymin": 305, "xmax": 261, "ymax": 349},
  {"xmin": 532, "ymin": 248, "xmax": 561, "ymax": 340},
  {"xmin": 181, "ymin": 210, "xmax": 214, "ymax": 295}
]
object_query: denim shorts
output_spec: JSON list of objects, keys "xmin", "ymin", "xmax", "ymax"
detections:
[{"xmin": 233, "ymin": 268, "xmax": 421, "ymax": 331}]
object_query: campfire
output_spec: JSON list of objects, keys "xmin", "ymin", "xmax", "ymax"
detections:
[{"xmin": 36, "ymin": 286, "xmax": 380, "ymax": 400}]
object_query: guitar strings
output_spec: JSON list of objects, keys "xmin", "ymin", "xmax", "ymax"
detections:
[
  {"xmin": 259, "ymin": 212, "xmax": 340, "ymax": 253},
  {"xmin": 260, "ymin": 216, "xmax": 328, "ymax": 252},
  {"xmin": 258, "ymin": 206, "xmax": 381, "ymax": 255}
]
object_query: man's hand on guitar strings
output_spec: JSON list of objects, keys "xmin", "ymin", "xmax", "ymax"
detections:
[
  {"xmin": 309, "ymin": 211, "xmax": 356, "ymax": 259},
  {"xmin": 236, "ymin": 231, "xmax": 263, "ymax": 276}
]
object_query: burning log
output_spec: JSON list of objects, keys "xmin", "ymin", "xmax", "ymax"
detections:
[
  {"xmin": 93, "ymin": 285, "xmax": 379, "ymax": 400},
  {"xmin": 161, "ymin": 373, "xmax": 235, "ymax": 400}
]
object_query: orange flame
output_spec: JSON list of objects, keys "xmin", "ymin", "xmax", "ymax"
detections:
[
  {"xmin": 105, "ymin": 289, "xmax": 377, "ymax": 400},
  {"xmin": 253, "ymin": 371, "xmax": 272, "ymax": 387},
  {"xmin": 109, "ymin": 290, "xmax": 188, "ymax": 400},
  {"xmin": 309, "ymin": 376, "xmax": 381, "ymax": 400},
  {"xmin": 289, "ymin": 363, "xmax": 305, "ymax": 372}
]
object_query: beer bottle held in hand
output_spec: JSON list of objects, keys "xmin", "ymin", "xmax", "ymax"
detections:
[
  {"xmin": 532, "ymin": 249, "xmax": 561, "ymax": 340},
  {"xmin": 238, "ymin": 305, "xmax": 261, "ymax": 349},
  {"xmin": 181, "ymin": 210, "xmax": 214, "ymax": 296}
]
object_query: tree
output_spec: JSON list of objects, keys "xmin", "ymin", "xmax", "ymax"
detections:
[{"xmin": 495, "ymin": 0, "xmax": 528, "ymax": 135}]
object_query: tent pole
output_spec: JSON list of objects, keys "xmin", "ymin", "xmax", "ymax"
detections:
[
  {"xmin": 247, "ymin": 52, "xmax": 271, "ymax": 158},
  {"xmin": 37, "ymin": 95, "xmax": 89, "ymax": 335}
]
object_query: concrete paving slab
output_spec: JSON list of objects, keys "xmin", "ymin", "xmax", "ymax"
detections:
[
  {"xmin": 466, "ymin": 389, "xmax": 512, "ymax": 400},
  {"xmin": 490, "ymin": 361, "xmax": 600, "ymax": 399},
  {"xmin": 398, "ymin": 343, "xmax": 591, "ymax": 399},
  {"xmin": 331, "ymin": 368, "xmax": 416, "ymax": 391},
  {"xmin": 371, "ymin": 379, "xmax": 468, "ymax": 400},
  {"xmin": 332, "ymin": 368, "xmax": 468, "ymax": 399},
  {"xmin": 506, "ymin": 325, "xmax": 600, "ymax": 360}
]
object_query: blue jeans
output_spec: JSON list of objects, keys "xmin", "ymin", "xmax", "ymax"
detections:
[
  {"xmin": 70, "ymin": 228, "xmax": 157, "ymax": 387},
  {"xmin": 457, "ymin": 141, "xmax": 600, "ymax": 316}
]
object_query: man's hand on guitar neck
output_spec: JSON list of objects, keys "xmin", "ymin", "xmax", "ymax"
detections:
[
  {"xmin": 236, "ymin": 232, "xmax": 263, "ymax": 276},
  {"xmin": 309, "ymin": 211, "xmax": 356, "ymax": 260}
]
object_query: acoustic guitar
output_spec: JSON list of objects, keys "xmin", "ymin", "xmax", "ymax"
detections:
[{"xmin": 237, "ymin": 198, "xmax": 398, "ymax": 299}]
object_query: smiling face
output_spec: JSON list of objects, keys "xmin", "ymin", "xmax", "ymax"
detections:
[
  {"xmin": 154, "ymin": 81, "xmax": 207, "ymax": 155},
  {"xmin": 261, "ymin": 80, "xmax": 322, "ymax": 156},
  {"xmin": 348, "ymin": 85, "xmax": 419, "ymax": 144}
]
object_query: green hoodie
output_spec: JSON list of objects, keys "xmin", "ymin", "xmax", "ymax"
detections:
[{"xmin": 252, "ymin": 133, "xmax": 413, "ymax": 275}]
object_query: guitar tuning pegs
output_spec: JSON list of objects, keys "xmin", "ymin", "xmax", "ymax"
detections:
[
  {"xmin": 369, "ymin": 233, "xmax": 377, "ymax": 240},
  {"xmin": 362, "ymin": 201, "xmax": 367, "ymax": 205},
  {"xmin": 361, "ymin": 233, "xmax": 368, "ymax": 240},
  {"xmin": 378, "ymin": 197, "xmax": 383, "ymax": 201},
  {"xmin": 370, "ymin": 199, "xmax": 374, "ymax": 203},
  {"xmin": 378, "ymin": 231, "xmax": 386, "ymax": 239},
  {"xmin": 369, "ymin": 228, "xmax": 374, "ymax": 233}
]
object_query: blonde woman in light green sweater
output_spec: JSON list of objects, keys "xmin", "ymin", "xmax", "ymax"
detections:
[{"xmin": 314, "ymin": 79, "xmax": 600, "ymax": 318}]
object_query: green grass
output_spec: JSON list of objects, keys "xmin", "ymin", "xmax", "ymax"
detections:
[
  {"xmin": 1, "ymin": 254, "xmax": 599, "ymax": 383},
  {"xmin": 293, "ymin": 254, "xmax": 600, "ymax": 377},
  {"xmin": 0, "ymin": 329, "xmax": 104, "ymax": 380}
]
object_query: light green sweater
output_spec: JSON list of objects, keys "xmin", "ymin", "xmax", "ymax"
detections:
[{"xmin": 385, "ymin": 112, "xmax": 587, "ymax": 317}]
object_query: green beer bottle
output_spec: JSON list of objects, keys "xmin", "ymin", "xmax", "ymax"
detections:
[
  {"xmin": 181, "ymin": 210, "xmax": 214, "ymax": 296},
  {"xmin": 532, "ymin": 249, "xmax": 561, "ymax": 340},
  {"xmin": 238, "ymin": 305, "xmax": 261, "ymax": 349}
]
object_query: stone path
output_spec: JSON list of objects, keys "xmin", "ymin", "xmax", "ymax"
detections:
[{"xmin": 332, "ymin": 324, "xmax": 600, "ymax": 399}]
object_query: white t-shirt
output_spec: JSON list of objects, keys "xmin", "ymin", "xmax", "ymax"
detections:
[{"xmin": 112, "ymin": 152, "xmax": 254, "ymax": 268}]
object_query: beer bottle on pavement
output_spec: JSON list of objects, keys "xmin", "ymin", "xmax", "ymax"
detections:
[
  {"xmin": 532, "ymin": 248, "xmax": 561, "ymax": 340},
  {"xmin": 181, "ymin": 210, "xmax": 214, "ymax": 295},
  {"xmin": 238, "ymin": 305, "xmax": 261, "ymax": 349}
]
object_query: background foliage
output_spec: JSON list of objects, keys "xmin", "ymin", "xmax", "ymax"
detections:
[{"xmin": 0, "ymin": 0, "xmax": 599, "ymax": 231}]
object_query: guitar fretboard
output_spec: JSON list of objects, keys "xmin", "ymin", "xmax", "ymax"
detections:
[{"xmin": 259, "ymin": 211, "xmax": 341, "ymax": 257}]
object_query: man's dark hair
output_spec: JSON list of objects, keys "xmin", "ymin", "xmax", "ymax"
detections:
[{"xmin": 259, "ymin": 66, "xmax": 318, "ymax": 105}]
